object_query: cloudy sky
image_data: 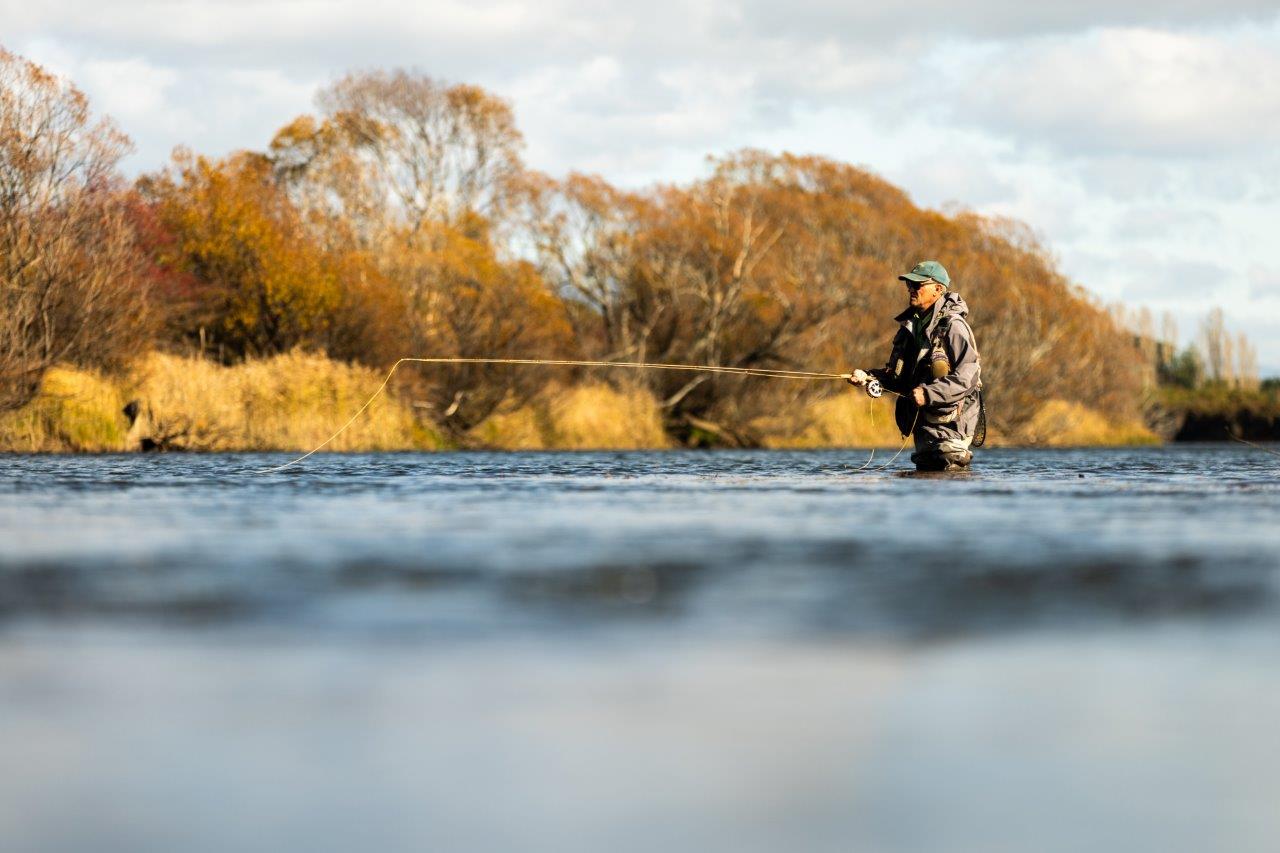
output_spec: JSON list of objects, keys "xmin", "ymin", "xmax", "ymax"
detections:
[{"xmin": 6, "ymin": 1, "xmax": 1279, "ymax": 371}]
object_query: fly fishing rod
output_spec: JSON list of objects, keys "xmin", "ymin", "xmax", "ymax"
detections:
[{"xmin": 256, "ymin": 356, "xmax": 898, "ymax": 473}]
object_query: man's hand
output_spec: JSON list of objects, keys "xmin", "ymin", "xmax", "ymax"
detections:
[
  {"xmin": 844, "ymin": 369, "xmax": 871, "ymax": 387},
  {"xmin": 912, "ymin": 386, "xmax": 927, "ymax": 407}
]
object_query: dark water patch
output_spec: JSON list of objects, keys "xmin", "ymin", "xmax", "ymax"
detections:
[
  {"xmin": 335, "ymin": 559, "xmax": 473, "ymax": 589},
  {"xmin": 870, "ymin": 552, "xmax": 1269, "ymax": 640},
  {"xmin": 499, "ymin": 560, "xmax": 702, "ymax": 618},
  {"xmin": 0, "ymin": 547, "xmax": 1271, "ymax": 641},
  {"xmin": 0, "ymin": 558, "xmax": 256, "ymax": 625}
]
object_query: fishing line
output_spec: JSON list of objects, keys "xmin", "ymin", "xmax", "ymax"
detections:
[
  {"xmin": 848, "ymin": 395, "xmax": 918, "ymax": 472},
  {"xmin": 256, "ymin": 356, "xmax": 909, "ymax": 473},
  {"xmin": 1227, "ymin": 429, "xmax": 1280, "ymax": 459},
  {"xmin": 849, "ymin": 400, "xmax": 878, "ymax": 472},
  {"xmin": 874, "ymin": 410, "xmax": 918, "ymax": 472}
]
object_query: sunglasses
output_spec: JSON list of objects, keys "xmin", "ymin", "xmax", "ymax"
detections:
[{"xmin": 904, "ymin": 279, "xmax": 937, "ymax": 292}]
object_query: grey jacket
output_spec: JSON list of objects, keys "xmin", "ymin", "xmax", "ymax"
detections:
[{"xmin": 870, "ymin": 292, "xmax": 982, "ymax": 445}]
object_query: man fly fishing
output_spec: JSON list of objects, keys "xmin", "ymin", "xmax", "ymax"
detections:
[{"xmin": 847, "ymin": 260, "xmax": 985, "ymax": 472}]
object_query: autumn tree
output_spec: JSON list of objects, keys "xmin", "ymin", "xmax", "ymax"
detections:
[
  {"xmin": 1198, "ymin": 306, "xmax": 1228, "ymax": 381},
  {"xmin": 384, "ymin": 220, "xmax": 572, "ymax": 431},
  {"xmin": 522, "ymin": 152, "xmax": 928, "ymax": 443},
  {"xmin": 271, "ymin": 69, "xmax": 524, "ymax": 240},
  {"xmin": 138, "ymin": 150, "xmax": 352, "ymax": 360},
  {"xmin": 1236, "ymin": 331, "xmax": 1258, "ymax": 390},
  {"xmin": 0, "ymin": 49, "xmax": 153, "ymax": 411},
  {"xmin": 928, "ymin": 215, "xmax": 1149, "ymax": 436},
  {"xmin": 266, "ymin": 70, "xmax": 570, "ymax": 435},
  {"xmin": 514, "ymin": 171, "xmax": 650, "ymax": 360}
]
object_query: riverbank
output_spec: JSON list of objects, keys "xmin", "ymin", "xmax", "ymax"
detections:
[
  {"xmin": 0, "ymin": 353, "xmax": 1160, "ymax": 452},
  {"xmin": 1151, "ymin": 385, "xmax": 1280, "ymax": 442}
]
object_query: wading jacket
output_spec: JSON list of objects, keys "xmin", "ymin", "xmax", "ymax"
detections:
[{"xmin": 870, "ymin": 292, "xmax": 982, "ymax": 444}]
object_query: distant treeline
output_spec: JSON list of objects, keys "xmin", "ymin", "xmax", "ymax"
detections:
[
  {"xmin": 1113, "ymin": 305, "xmax": 1276, "ymax": 440},
  {"xmin": 1, "ymin": 48, "xmax": 1221, "ymax": 447}
]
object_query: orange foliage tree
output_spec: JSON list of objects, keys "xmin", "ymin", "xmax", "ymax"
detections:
[
  {"xmin": 269, "ymin": 70, "xmax": 571, "ymax": 434},
  {"xmin": 0, "ymin": 49, "xmax": 154, "ymax": 411},
  {"xmin": 927, "ymin": 215, "xmax": 1148, "ymax": 435},
  {"xmin": 138, "ymin": 150, "xmax": 404, "ymax": 364},
  {"xmin": 382, "ymin": 220, "xmax": 572, "ymax": 431},
  {"xmin": 271, "ymin": 70, "xmax": 523, "ymax": 238},
  {"xmin": 139, "ymin": 151, "xmax": 343, "ymax": 359}
]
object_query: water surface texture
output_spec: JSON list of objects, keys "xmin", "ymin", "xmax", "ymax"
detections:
[{"xmin": 2, "ymin": 447, "xmax": 1278, "ymax": 852}]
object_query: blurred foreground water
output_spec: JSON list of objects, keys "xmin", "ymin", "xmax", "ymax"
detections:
[{"xmin": 1, "ymin": 446, "xmax": 1278, "ymax": 852}]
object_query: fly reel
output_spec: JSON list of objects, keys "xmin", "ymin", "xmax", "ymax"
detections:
[{"xmin": 842, "ymin": 372, "xmax": 885, "ymax": 398}]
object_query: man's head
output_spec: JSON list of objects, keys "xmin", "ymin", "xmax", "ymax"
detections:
[{"xmin": 899, "ymin": 260, "xmax": 949, "ymax": 312}]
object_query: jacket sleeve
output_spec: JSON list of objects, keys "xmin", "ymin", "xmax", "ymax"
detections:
[{"xmin": 921, "ymin": 319, "xmax": 979, "ymax": 406}]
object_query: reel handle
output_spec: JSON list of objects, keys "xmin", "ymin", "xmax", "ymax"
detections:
[{"xmin": 842, "ymin": 372, "xmax": 884, "ymax": 398}]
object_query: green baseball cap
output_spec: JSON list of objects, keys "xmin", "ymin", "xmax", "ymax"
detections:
[{"xmin": 898, "ymin": 260, "xmax": 950, "ymax": 287}]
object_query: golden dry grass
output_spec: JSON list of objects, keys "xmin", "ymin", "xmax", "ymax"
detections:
[
  {"xmin": 472, "ymin": 382, "xmax": 670, "ymax": 450},
  {"xmin": 1018, "ymin": 399, "xmax": 1158, "ymax": 447},
  {"xmin": 761, "ymin": 393, "xmax": 904, "ymax": 448},
  {"xmin": 468, "ymin": 400, "xmax": 548, "ymax": 450},
  {"xmin": 0, "ymin": 366, "xmax": 130, "ymax": 452},
  {"xmin": 130, "ymin": 351, "xmax": 441, "ymax": 451}
]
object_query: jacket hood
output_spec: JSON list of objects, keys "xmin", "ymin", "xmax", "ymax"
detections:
[
  {"xmin": 938, "ymin": 291, "xmax": 968, "ymax": 321},
  {"xmin": 895, "ymin": 291, "xmax": 968, "ymax": 324}
]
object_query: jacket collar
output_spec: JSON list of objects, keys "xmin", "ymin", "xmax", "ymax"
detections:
[
  {"xmin": 894, "ymin": 303, "xmax": 940, "ymax": 336},
  {"xmin": 895, "ymin": 292, "xmax": 959, "ymax": 336}
]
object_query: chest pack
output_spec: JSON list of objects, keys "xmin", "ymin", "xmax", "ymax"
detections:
[
  {"xmin": 892, "ymin": 315, "xmax": 955, "ymax": 381},
  {"xmin": 927, "ymin": 317, "xmax": 954, "ymax": 379}
]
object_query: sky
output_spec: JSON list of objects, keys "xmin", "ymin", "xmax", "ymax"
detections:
[{"xmin": 6, "ymin": 1, "xmax": 1279, "ymax": 371}]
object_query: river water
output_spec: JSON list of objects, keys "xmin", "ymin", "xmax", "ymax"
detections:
[{"xmin": 1, "ymin": 446, "xmax": 1278, "ymax": 852}]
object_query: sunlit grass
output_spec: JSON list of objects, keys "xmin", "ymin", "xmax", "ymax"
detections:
[
  {"xmin": 132, "ymin": 351, "xmax": 442, "ymax": 451},
  {"xmin": 761, "ymin": 393, "xmax": 903, "ymax": 449},
  {"xmin": 1018, "ymin": 399, "xmax": 1159, "ymax": 447},
  {"xmin": 0, "ymin": 352, "xmax": 442, "ymax": 452},
  {"xmin": 0, "ymin": 367, "xmax": 130, "ymax": 452},
  {"xmin": 472, "ymin": 382, "xmax": 670, "ymax": 450}
]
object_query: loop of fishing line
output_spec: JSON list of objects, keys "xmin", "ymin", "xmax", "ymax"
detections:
[
  {"xmin": 255, "ymin": 356, "xmax": 908, "ymax": 474},
  {"xmin": 847, "ymin": 398, "xmax": 917, "ymax": 473}
]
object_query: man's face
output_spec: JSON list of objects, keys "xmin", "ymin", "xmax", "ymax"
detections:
[{"xmin": 907, "ymin": 280, "xmax": 945, "ymax": 312}]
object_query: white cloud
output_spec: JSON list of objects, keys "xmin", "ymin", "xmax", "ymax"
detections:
[
  {"xmin": 889, "ymin": 146, "xmax": 1018, "ymax": 209},
  {"xmin": 734, "ymin": 0, "xmax": 1279, "ymax": 41},
  {"xmin": 506, "ymin": 58, "xmax": 762, "ymax": 182},
  {"xmin": 1122, "ymin": 256, "xmax": 1237, "ymax": 301},
  {"xmin": 1112, "ymin": 207, "xmax": 1222, "ymax": 242},
  {"xmin": 79, "ymin": 57, "xmax": 180, "ymax": 127},
  {"xmin": 1247, "ymin": 265, "xmax": 1280, "ymax": 300},
  {"xmin": 953, "ymin": 26, "xmax": 1280, "ymax": 157},
  {"xmin": 14, "ymin": 0, "xmax": 1277, "ymax": 55}
]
